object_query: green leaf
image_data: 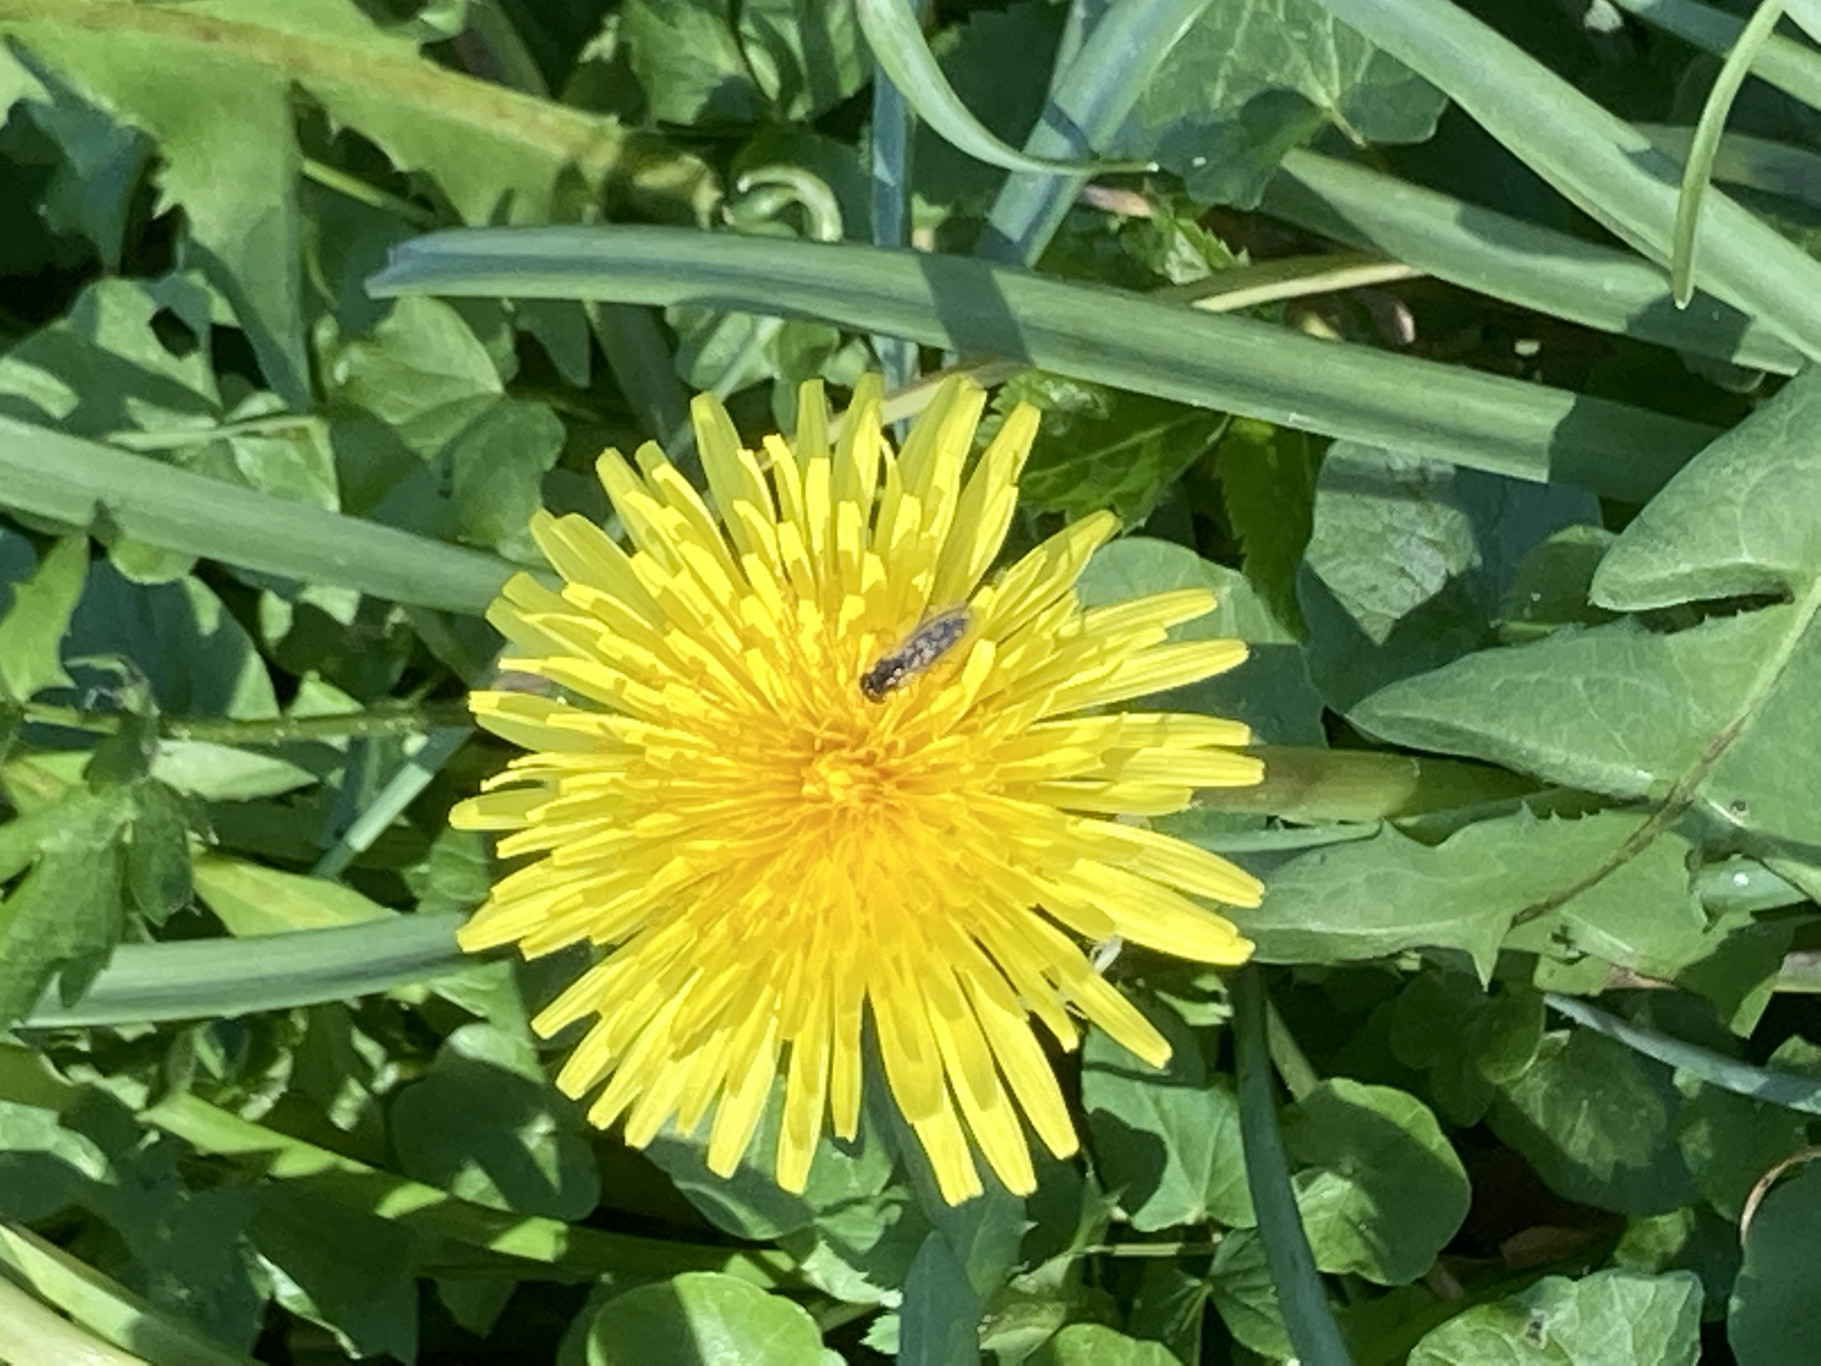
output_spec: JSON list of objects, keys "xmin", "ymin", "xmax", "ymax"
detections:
[
  {"xmin": 389, "ymin": 1023, "xmax": 599, "ymax": 1220},
  {"xmin": 993, "ymin": 373, "xmax": 1226, "ymax": 524},
  {"xmin": 1409, "ymin": 1269, "xmax": 1703, "ymax": 1366},
  {"xmin": 1082, "ymin": 1008, "xmax": 1252, "ymax": 1232},
  {"xmin": 1490, "ymin": 1029, "xmax": 1697, "ymax": 1214},
  {"xmin": 443, "ymin": 398, "xmax": 564, "ymax": 557},
  {"xmin": 0, "ymin": 786, "xmax": 133, "ymax": 1022},
  {"xmin": 1129, "ymin": 0, "xmax": 1448, "ymax": 206},
  {"xmin": 738, "ymin": 0, "xmax": 867, "ymax": 123},
  {"xmin": 1678, "ymin": 1036, "xmax": 1817, "ymax": 1221},
  {"xmin": 124, "ymin": 778, "xmax": 191, "ymax": 926},
  {"xmin": 148, "ymin": 740, "xmax": 315, "ymax": 802},
  {"xmin": 583, "ymin": 1273, "xmax": 836, "ymax": 1366},
  {"xmin": 621, "ymin": 0, "xmax": 770, "ymax": 126},
  {"xmin": 1389, "ymin": 972, "xmax": 1543, "ymax": 1126},
  {"xmin": 65, "ymin": 562, "xmax": 277, "ymax": 719},
  {"xmin": 1496, "ymin": 524, "xmax": 1620, "ymax": 643},
  {"xmin": 1077, "ymin": 536, "xmax": 1323, "ymax": 745},
  {"xmin": 1299, "ymin": 440, "xmax": 1597, "ymax": 711},
  {"xmin": 191, "ymin": 854, "xmax": 391, "ymax": 934},
  {"xmin": 1728, "ymin": 1160, "xmax": 1821, "ymax": 1364},
  {"xmin": 247, "ymin": 1186, "xmax": 418, "ymax": 1363},
  {"xmin": 1239, "ymin": 811, "xmax": 1681, "ymax": 981},
  {"xmin": 1215, "ymin": 418, "xmax": 1319, "ymax": 637},
  {"xmin": 1032, "ymin": 1323, "xmax": 1178, "ymax": 1366},
  {"xmin": 1205, "ymin": 1229, "xmax": 1291, "ymax": 1358},
  {"xmin": 0, "ymin": 534, "xmax": 85, "ymax": 702},
  {"xmin": 900, "ymin": 1233, "xmax": 981, "ymax": 1366},
  {"xmin": 1281, "ymin": 1079, "xmax": 1469, "ymax": 1285}
]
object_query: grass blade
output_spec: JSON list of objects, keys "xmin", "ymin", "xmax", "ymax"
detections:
[
  {"xmin": 24, "ymin": 913, "xmax": 468, "ymax": 1027},
  {"xmin": 1266, "ymin": 149, "xmax": 1802, "ymax": 374},
  {"xmin": 1672, "ymin": 0, "xmax": 1788, "ymax": 305},
  {"xmin": 1230, "ymin": 965, "xmax": 1353, "ymax": 1366},
  {"xmin": 0, "ymin": 416, "xmax": 514, "ymax": 614},
  {"xmin": 1321, "ymin": 0, "xmax": 1821, "ymax": 360},
  {"xmin": 369, "ymin": 226, "xmax": 1718, "ymax": 500},
  {"xmin": 1546, "ymin": 992, "xmax": 1821, "ymax": 1115}
]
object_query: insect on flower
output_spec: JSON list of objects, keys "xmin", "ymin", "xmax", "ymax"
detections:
[{"xmin": 859, "ymin": 607, "xmax": 973, "ymax": 702}]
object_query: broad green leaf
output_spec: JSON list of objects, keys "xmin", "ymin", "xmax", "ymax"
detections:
[
  {"xmin": 1082, "ymin": 1012, "xmax": 1253, "ymax": 1232},
  {"xmin": 1728, "ymin": 1161, "xmax": 1821, "ymax": 1364},
  {"xmin": 1490, "ymin": 1030, "xmax": 1697, "ymax": 1214},
  {"xmin": 990, "ymin": 372, "xmax": 1225, "ymax": 524},
  {"xmin": 389, "ymin": 1023, "xmax": 598, "ymax": 1220},
  {"xmin": 1127, "ymin": 0, "xmax": 1447, "ymax": 206},
  {"xmin": 622, "ymin": 0, "xmax": 770, "ymax": 125},
  {"xmin": 1078, "ymin": 536, "xmax": 1323, "ymax": 745},
  {"xmin": 0, "ymin": 533, "xmax": 85, "ymax": 702},
  {"xmin": 900, "ymin": 1233, "xmax": 981, "ymax": 1366},
  {"xmin": 64, "ymin": 562, "xmax": 277, "ymax": 719},
  {"xmin": 322, "ymin": 297, "xmax": 502, "ymax": 458},
  {"xmin": 1281, "ymin": 1079, "xmax": 1469, "ymax": 1285},
  {"xmin": 1679, "ymin": 1052, "xmax": 1814, "ymax": 1222},
  {"xmin": 739, "ymin": 0, "xmax": 867, "ymax": 122},
  {"xmin": 1033, "ymin": 1323, "xmax": 1177, "ymax": 1366},
  {"xmin": 584, "ymin": 1273, "xmax": 837, "ymax": 1366},
  {"xmin": 1205, "ymin": 1229, "xmax": 1291, "ymax": 1358},
  {"xmin": 1594, "ymin": 357, "xmax": 1821, "ymax": 612},
  {"xmin": 148, "ymin": 740, "xmax": 315, "ymax": 802},
  {"xmin": 1238, "ymin": 810, "xmax": 1691, "ymax": 981},
  {"xmin": 248, "ymin": 1187, "xmax": 418, "ymax": 1363},
  {"xmin": 1357, "ymin": 371, "xmax": 1821, "ymax": 852},
  {"xmin": 1410, "ymin": 1269, "xmax": 1702, "ymax": 1366},
  {"xmin": 403, "ymin": 827, "xmax": 491, "ymax": 918},
  {"xmin": 1299, "ymin": 441, "xmax": 1598, "ymax": 710},
  {"xmin": 1, "ymin": 0, "xmax": 716, "ymax": 403},
  {"xmin": 1390, "ymin": 972, "xmax": 1544, "ymax": 1125}
]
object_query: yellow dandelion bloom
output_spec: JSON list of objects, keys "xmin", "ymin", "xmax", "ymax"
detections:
[{"xmin": 452, "ymin": 374, "xmax": 1265, "ymax": 1204}]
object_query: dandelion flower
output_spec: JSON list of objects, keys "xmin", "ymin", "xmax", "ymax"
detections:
[{"xmin": 452, "ymin": 375, "xmax": 1265, "ymax": 1203}]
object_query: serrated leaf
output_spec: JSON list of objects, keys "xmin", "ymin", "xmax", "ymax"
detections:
[
  {"xmin": 1357, "ymin": 370, "xmax": 1821, "ymax": 853},
  {"xmin": 1125, "ymin": 0, "xmax": 1448, "ymax": 206},
  {"xmin": 1410, "ymin": 1269, "xmax": 1702, "ymax": 1366},
  {"xmin": 0, "ymin": 534, "xmax": 86, "ymax": 703},
  {"xmin": 125, "ymin": 778, "xmax": 191, "ymax": 925},
  {"xmin": 1239, "ymin": 811, "xmax": 1670, "ymax": 980},
  {"xmin": 1282, "ymin": 1079, "xmax": 1469, "ymax": 1285},
  {"xmin": 1491, "ymin": 1030, "xmax": 1697, "ymax": 1214},
  {"xmin": 0, "ymin": 786, "xmax": 132, "ymax": 1021},
  {"xmin": 584, "ymin": 1273, "xmax": 836, "ymax": 1366}
]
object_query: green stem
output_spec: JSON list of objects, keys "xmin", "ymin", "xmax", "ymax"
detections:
[
  {"xmin": 1265, "ymin": 999, "xmax": 1321, "ymax": 1101},
  {"xmin": 24, "ymin": 700, "xmax": 474, "ymax": 743},
  {"xmin": 1229, "ymin": 965, "xmax": 1353, "ymax": 1366},
  {"xmin": 1197, "ymin": 747, "xmax": 1537, "ymax": 823}
]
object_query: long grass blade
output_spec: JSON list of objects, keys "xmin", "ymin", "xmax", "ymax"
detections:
[
  {"xmin": 369, "ymin": 226, "xmax": 1718, "ymax": 500},
  {"xmin": 1319, "ymin": 0, "xmax": 1821, "ymax": 360},
  {"xmin": 1672, "ymin": 0, "xmax": 1788, "ymax": 305},
  {"xmin": 0, "ymin": 416, "xmax": 514, "ymax": 615}
]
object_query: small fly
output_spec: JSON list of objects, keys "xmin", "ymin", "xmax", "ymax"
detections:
[{"xmin": 859, "ymin": 607, "xmax": 972, "ymax": 702}]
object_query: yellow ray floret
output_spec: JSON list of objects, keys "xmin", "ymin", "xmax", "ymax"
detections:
[{"xmin": 452, "ymin": 374, "xmax": 1266, "ymax": 1204}]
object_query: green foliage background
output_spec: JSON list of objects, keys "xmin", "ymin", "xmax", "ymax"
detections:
[{"xmin": 0, "ymin": 0, "xmax": 1819, "ymax": 1362}]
